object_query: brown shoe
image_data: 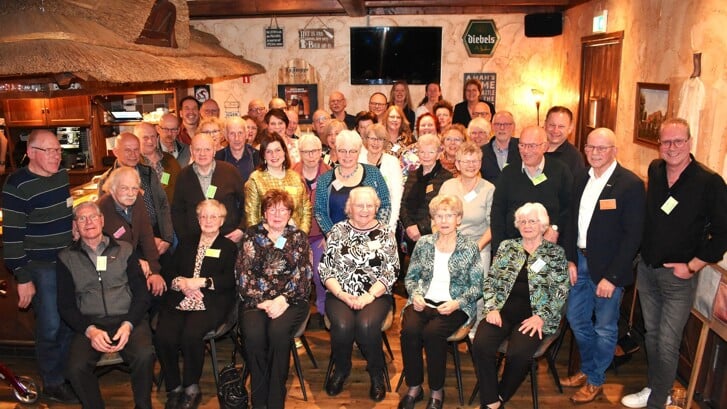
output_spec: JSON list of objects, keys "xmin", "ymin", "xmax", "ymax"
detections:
[
  {"xmin": 570, "ymin": 383, "xmax": 602, "ymax": 404},
  {"xmin": 561, "ymin": 371, "xmax": 587, "ymax": 387}
]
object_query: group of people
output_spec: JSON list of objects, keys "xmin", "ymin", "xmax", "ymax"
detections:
[{"xmin": 2, "ymin": 78, "xmax": 726, "ymax": 409}]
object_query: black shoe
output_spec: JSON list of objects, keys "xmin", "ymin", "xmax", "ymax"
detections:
[
  {"xmin": 44, "ymin": 382, "xmax": 80, "ymax": 404},
  {"xmin": 426, "ymin": 391, "xmax": 444, "ymax": 409},
  {"xmin": 326, "ymin": 371, "xmax": 347, "ymax": 396},
  {"xmin": 165, "ymin": 389, "xmax": 183, "ymax": 409},
  {"xmin": 179, "ymin": 391, "xmax": 201, "ymax": 409},
  {"xmin": 369, "ymin": 373, "xmax": 387, "ymax": 402},
  {"xmin": 398, "ymin": 388, "xmax": 424, "ymax": 409}
]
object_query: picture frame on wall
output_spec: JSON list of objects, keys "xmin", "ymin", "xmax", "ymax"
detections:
[
  {"xmin": 277, "ymin": 83, "xmax": 318, "ymax": 124},
  {"xmin": 634, "ymin": 82, "xmax": 670, "ymax": 147}
]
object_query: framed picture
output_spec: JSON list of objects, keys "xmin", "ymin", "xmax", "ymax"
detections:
[
  {"xmin": 277, "ymin": 84, "xmax": 318, "ymax": 124},
  {"xmin": 634, "ymin": 82, "xmax": 670, "ymax": 146}
]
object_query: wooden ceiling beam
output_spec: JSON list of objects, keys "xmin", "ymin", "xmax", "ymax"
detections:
[
  {"xmin": 364, "ymin": 0, "xmax": 571, "ymax": 6},
  {"xmin": 338, "ymin": 0, "xmax": 366, "ymax": 17},
  {"xmin": 189, "ymin": 0, "xmax": 345, "ymax": 19},
  {"xmin": 367, "ymin": 5, "xmax": 565, "ymax": 15}
]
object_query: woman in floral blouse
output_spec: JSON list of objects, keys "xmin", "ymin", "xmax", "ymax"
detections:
[
  {"xmin": 237, "ymin": 189, "xmax": 312, "ymax": 409},
  {"xmin": 472, "ymin": 202, "xmax": 569, "ymax": 409},
  {"xmin": 319, "ymin": 186, "xmax": 399, "ymax": 402}
]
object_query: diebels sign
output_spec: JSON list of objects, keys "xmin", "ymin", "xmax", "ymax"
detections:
[{"xmin": 463, "ymin": 20, "xmax": 500, "ymax": 57}]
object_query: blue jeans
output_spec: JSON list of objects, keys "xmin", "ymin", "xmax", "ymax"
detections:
[
  {"xmin": 566, "ymin": 251, "xmax": 623, "ymax": 387},
  {"xmin": 30, "ymin": 261, "xmax": 74, "ymax": 387},
  {"xmin": 636, "ymin": 260, "xmax": 696, "ymax": 409}
]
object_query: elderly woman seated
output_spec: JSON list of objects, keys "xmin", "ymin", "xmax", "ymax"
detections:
[
  {"xmin": 319, "ymin": 186, "xmax": 399, "ymax": 402},
  {"xmin": 399, "ymin": 194, "xmax": 484, "ymax": 409},
  {"xmin": 236, "ymin": 189, "xmax": 312, "ymax": 409},
  {"xmin": 472, "ymin": 202, "xmax": 569, "ymax": 409},
  {"xmin": 155, "ymin": 199, "xmax": 238, "ymax": 409}
]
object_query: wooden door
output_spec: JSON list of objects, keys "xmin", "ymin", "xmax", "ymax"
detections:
[
  {"xmin": 46, "ymin": 96, "xmax": 91, "ymax": 126},
  {"xmin": 575, "ymin": 32, "xmax": 624, "ymax": 149},
  {"xmin": 2, "ymin": 99, "xmax": 47, "ymax": 127}
]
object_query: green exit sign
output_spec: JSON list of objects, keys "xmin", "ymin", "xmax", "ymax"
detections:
[{"xmin": 462, "ymin": 20, "xmax": 500, "ymax": 57}]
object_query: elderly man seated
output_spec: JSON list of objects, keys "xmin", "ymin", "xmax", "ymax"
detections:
[{"xmin": 57, "ymin": 201, "xmax": 154, "ymax": 409}]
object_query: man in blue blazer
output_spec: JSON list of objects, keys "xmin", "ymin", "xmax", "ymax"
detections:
[
  {"xmin": 561, "ymin": 128, "xmax": 645, "ymax": 403},
  {"xmin": 480, "ymin": 110, "xmax": 521, "ymax": 184}
]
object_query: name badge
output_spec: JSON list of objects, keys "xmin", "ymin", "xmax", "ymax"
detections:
[
  {"xmin": 284, "ymin": 186, "xmax": 299, "ymax": 196},
  {"xmin": 599, "ymin": 198, "xmax": 617, "ymax": 210},
  {"xmin": 532, "ymin": 173, "xmax": 548, "ymax": 186},
  {"xmin": 96, "ymin": 256, "xmax": 107, "ymax": 271},
  {"xmin": 464, "ymin": 190, "xmax": 477, "ymax": 203},
  {"xmin": 368, "ymin": 240, "xmax": 382, "ymax": 250},
  {"xmin": 530, "ymin": 258, "xmax": 546, "ymax": 273},
  {"xmin": 113, "ymin": 226, "xmax": 126, "ymax": 239},
  {"xmin": 274, "ymin": 236, "xmax": 287, "ymax": 249},
  {"xmin": 205, "ymin": 248, "xmax": 221, "ymax": 258},
  {"xmin": 661, "ymin": 196, "xmax": 678, "ymax": 215},
  {"xmin": 331, "ymin": 179, "xmax": 344, "ymax": 191},
  {"xmin": 206, "ymin": 185, "xmax": 217, "ymax": 199},
  {"xmin": 311, "ymin": 182, "xmax": 317, "ymax": 190},
  {"xmin": 160, "ymin": 172, "xmax": 170, "ymax": 186},
  {"xmin": 391, "ymin": 144, "xmax": 401, "ymax": 153},
  {"xmin": 425, "ymin": 184, "xmax": 434, "ymax": 194},
  {"xmin": 66, "ymin": 197, "xmax": 74, "ymax": 208}
]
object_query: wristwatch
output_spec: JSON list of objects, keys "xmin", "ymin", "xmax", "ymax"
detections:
[{"xmin": 205, "ymin": 277, "xmax": 213, "ymax": 288}]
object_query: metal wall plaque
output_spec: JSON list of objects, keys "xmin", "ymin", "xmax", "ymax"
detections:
[
  {"xmin": 299, "ymin": 28, "xmax": 334, "ymax": 49},
  {"xmin": 265, "ymin": 28, "xmax": 284, "ymax": 48}
]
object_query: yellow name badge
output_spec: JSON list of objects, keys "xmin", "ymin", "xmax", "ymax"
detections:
[
  {"xmin": 532, "ymin": 173, "xmax": 548, "ymax": 186},
  {"xmin": 425, "ymin": 184, "xmax": 434, "ymax": 194},
  {"xmin": 206, "ymin": 185, "xmax": 217, "ymax": 199},
  {"xmin": 96, "ymin": 256, "xmax": 107, "ymax": 271},
  {"xmin": 205, "ymin": 248, "xmax": 221, "ymax": 258},
  {"xmin": 599, "ymin": 198, "xmax": 617, "ymax": 210},
  {"xmin": 284, "ymin": 186, "xmax": 299, "ymax": 196},
  {"xmin": 160, "ymin": 172, "xmax": 170, "ymax": 186},
  {"xmin": 661, "ymin": 196, "xmax": 679, "ymax": 215}
]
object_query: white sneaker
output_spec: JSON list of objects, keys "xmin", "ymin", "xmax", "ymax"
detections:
[{"xmin": 621, "ymin": 387, "xmax": 672, "ymax": 408}]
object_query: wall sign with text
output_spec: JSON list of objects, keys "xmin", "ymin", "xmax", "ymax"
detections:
[
  {"xmin": 299, "ymin": 28, "xmax": 334, "ymax": 49},
  {"xmin": 462, "ymin": 20, "xmax": 500, "ymax": 57},
  {"xmin": 265, "ymin": 28, "xmax": 284, "ymax": 48}
]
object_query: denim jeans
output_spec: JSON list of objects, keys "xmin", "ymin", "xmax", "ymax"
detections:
[
  {"xmin": 566, "ymin": 251, "xmax": 623, "ymax": 387},
  {"xmin": 30, "ymin": 261, "xmax": 75, "ymax": 387},
  {"xmin": 636, "ymin": 260, "xmax": 696, "ymax": 409}
]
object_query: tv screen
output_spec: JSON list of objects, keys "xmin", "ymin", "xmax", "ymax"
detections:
[{"xmin": 350, "ymin": 27, "xmax": 442, "ymax": 85}]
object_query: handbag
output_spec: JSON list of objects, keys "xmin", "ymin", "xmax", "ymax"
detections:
[{"xmin": 217, "ymin": 362, "xmax": 248, "ymax": 409}]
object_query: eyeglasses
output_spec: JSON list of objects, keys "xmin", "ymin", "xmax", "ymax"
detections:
[
  {"xmin": 337, "ymin": 149, "xmax": 359, "ymax": 155},
  {"xmin": 300, "ymin": 149, "xmax": 321, "ymax": 155},
  {"xmin": 159, "ymin": 127, "xmax": 179, "ymax": 133},
  {"xmin": 76, "ymin": 214, "xmax": 101, "ymax": 223},
  {"xmin": 198, "ymin": 214, "xmax": 221, "ymax": 221},
  {"xmin": 314, "ymin": 117, "xmax": 330, "ymax": 124},
  {"xmin": 117, "ymin": 185, "xmax": 140, "ymax": 194},
  {"xmin": 658, "ymin": 138, "xmax": 689, "ymax": 148},
  {"xmin": 31, "ymin": 146, "xmax": 62, "ymax": 155},
  {"xmin": 584, "ymin": 145, "xmax": 614, "ymax": 153},
  {"xmin": 518, "ymin": 142, "xmax": 544, "ymax": 150},
  {"xmin": 249, "ymin": 107, "xmax": 266, "ymax": 113},
  {"xmin": 516, "ymin": 219, "xmax": 539, "ymax": 226},
  {"xmin": 329, "ymin": 99, "xmax": 344, "ymax": 104},
  {"xmin": 493, "ymin": 122, "xmax": 513, "ymax": 128},
  {"xmin": 369, "ymin": 102, "xmax": 387, "ymax": 108},
  {"xmin": 472, "ymin": 111, "xmax": 490, "ymax": 118},
  {"xmin": 266, "ymin": 207, "xmax": 291, "ymax": 215},
  {"xmin": 457, "ymin": 159, "xmax": 480, "ymax": 166},
  {"xmin": 444, "ymin": 137, "xmax": 463, "ymax": 143},
  {"xmin": 199, "ymin": 130, "xmax": 221, "ymax": 135}
]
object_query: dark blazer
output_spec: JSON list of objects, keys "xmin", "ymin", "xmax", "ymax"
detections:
[
  {"xmin": 563, "ymin": 163, "xmax": 645, "ymax": 287},
  {"xmin": 171, "ymin": 161, "xmax": 245, "ymax": 242},
  {"xmin": 480, "ymin": 136, "xmax": 521, "ymax": 184},
  {"xmin": 452, "ymin": 101, "xmax": 471, "ymax": 126},
  {"xmin": 97, "ymin": 193, "xmax": 161, "ymax": 274},
  {"xmin": 160, "ymin": 234, "xmax": 238, "ymax": 315}
]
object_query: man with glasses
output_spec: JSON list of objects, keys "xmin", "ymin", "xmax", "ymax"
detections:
[
  {"xmin": 312, "ymin": 109, "xmax": 331, "ymax": 138},
  {"xmin": 622, "ymin": 118, "xmax": 727, "ymax": 409},
  {"xmin": 178, "ymin": 96, "xmax": 201, "ymax": 145},
  {"xmin": 559, "ymin": 128, "xmax": 645, "ymax": 404},
  {"xmin": 248, "ymin": 99, "xmax": 268, "ymax": 128},
  {"xmin": 215, "ymin": 116, "xmax": 260, "ymax": 184},
  {"xmin": 490, "ymin": 126, "xmax": 572, "ymax": 253},
  {"xmin": 544, "ymin": 106, "xmax": 586, "ymax": 177},
  {"xmin": 481, "ymin": 110, "xmax": 521, "ymax": 183},
  {"xmin": 471, "ymin": 101, "xmax": 494, "ymax": 121},
  {"xmin": 157, "ymin": 113, "xmax": 191, "ymax": 167},
  {"xmin": 368, "ymin": 92, "xmax": 388, "ymax": 122},
  {"xmin": 200, "ymin": 98, "xmax": 221, "ymax": 120},
  {"xmin": 329, "ymin": 91, "xmax": 356, "ymax": 130},
  {"xmin": 2, "ymin": 129, "xmax": 79, "ymax": 403}
]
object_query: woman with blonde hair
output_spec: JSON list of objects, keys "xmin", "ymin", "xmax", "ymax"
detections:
[
  {"xmin": 382, "ymin": 105, "xmax": 413, "ymax": 157},
  {"xmin": 359, "ymin": 123, "xmax": 403, "ymax": 230},
  {"xmin": 389, "ymin": 80, "xmax": 416, "ymax": 131}
]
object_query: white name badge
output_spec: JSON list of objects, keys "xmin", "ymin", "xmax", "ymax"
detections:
[
  {"xmin": 274, "ymin": 236, "xmax": 287, "ymax": 249},
  {"xmin": 96, "ymin": 256, "xmax": 107, "ymax": 271},
  {"xmin": 464, "ymin": 190, "xmax": 477, "ymax": 203},
  {"xmin": 368, "ymin": 240, "xmax": 382, "ymax": 250},
  {"xmin": 66, "ymin": 197, "xmax": 74, "ymax": 208},
  {"xmin": 331, "ymin": 179, "xmax": 344, "ymax": 191},
  {"xmin": 530, "ymin": 258, "xmax": 546, "ymax": 273},
  {"xmin": 661, "ymin": 196, "xmax": 678, "ymax": 215}
]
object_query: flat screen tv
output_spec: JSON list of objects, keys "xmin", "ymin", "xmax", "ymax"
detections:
[{"xmin": 350, "ymin": 26, "xmax": 442, "ymax": 85}]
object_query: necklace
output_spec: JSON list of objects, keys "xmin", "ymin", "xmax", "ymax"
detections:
[{"xmin": 338, "ymin": 164, "xmax": 359, "ymax": 179}]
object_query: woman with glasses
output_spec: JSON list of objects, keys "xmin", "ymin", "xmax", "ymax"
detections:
[
  {"xmin": 292, "ymin": 134, "xmax": 331, "ymax": 318},
  {"xmin": 237, "ymin": 189, "xmax": 312, "ymax": 409},
  {"xmin": 319, "ymin": 186, "xmax": 399, "ymax": 401},
  {"xmin": 440, "ymin": 142, "xmax": 496, "ymax": 336},
  {"xmin": 439, "ymin": 124, "xmax": 468, "ymax": 176},
  {"xmin": 398, "ymin": 195, "xmax": 483, "ymax": 409},
  {"xmin": 468, "ymin": 117, "xmax": 493, "ymax": 148},
  {"xmin": 156, "ymin": 199, "xmax": 238, "ymax": 409},
  {"xmin": 358, "ymin": 123, "xmax": 403, "ymax": 230},
  {"xmin": 314, "ymin": 130, "xmax": 391, "ymax": 235},
  {"xmin": 245, "ymin": 132, "xmax": 311, "ymax": 234},
  {"xmin": 472, "ymin": 202, "xmax": 569, "ymax": 409},
  {"xmin": 197, "ymin": 117, "xmax": 225, "ymax": 151},
  {"xmin": 382, "ymin": 105, "xmax": 413, "ymax": 157}
]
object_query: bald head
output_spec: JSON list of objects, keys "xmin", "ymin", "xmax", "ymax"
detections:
[
  {"xmin": 269, "ymin": 98, "xmax": 287, "ymax": 110},
  {"xmin": 133, "ymin": 122, "xmax": 159, "ymax": 156},
  {"xmin": 518, "ymin": 126, "xmax": 548, "ymax": 168},
  {"xmin": 585, "ymin": 127, "xmax": 618, "ymax": 176},
  {"xmin": 285, "ymin": 109, "xmax": 299, "ymax": 137},
  {"xmin": 329, "ymin": 91, "xmax": 347, "ymax": 115},
  {"xmin": 113, "ymin": 132, "xmax": 141, "ymax": 167},
  {"xmin": 248, "ymin": 99, "xmax": 267, "ymax": 123},
  {"xmin": 200, "ymin": 99, "xmax": 220, "ymax": 119}
]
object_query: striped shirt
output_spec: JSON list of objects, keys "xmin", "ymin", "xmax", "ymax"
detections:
[{"xmin": 2, "ymin": 167, "xmax": 73, "ymax": 283}]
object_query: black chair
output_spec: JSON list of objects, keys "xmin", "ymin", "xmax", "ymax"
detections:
[
  {"xmin": 289, "ymin": 310, "xmax": 318, "ymax": 401},
  {"xmin": 468, "ymin": 317, "xmax": 567, "ymax": 409}
]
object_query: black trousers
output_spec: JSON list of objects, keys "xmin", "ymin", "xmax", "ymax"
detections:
[
  {"xmin": 155, "ymin": 305, "xmax": 226, "ymax": 390},
  {"xmin": 66, "ymin": 317, "xmax": 154, "ymax": 409},
  {"xmin": 472, "ymin": 308, "xmax": 543, "ymax": 405},
  {"xmin": 326, "ymin": 293, "xmax": 392, "ymax": 376},
  {"xmin": 239, "ymin": 302, "xmax": 309, "ymax": 409},
  {"xmin": 400, "ymin": 304, "xmax": 468, "ymax": 390}
]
